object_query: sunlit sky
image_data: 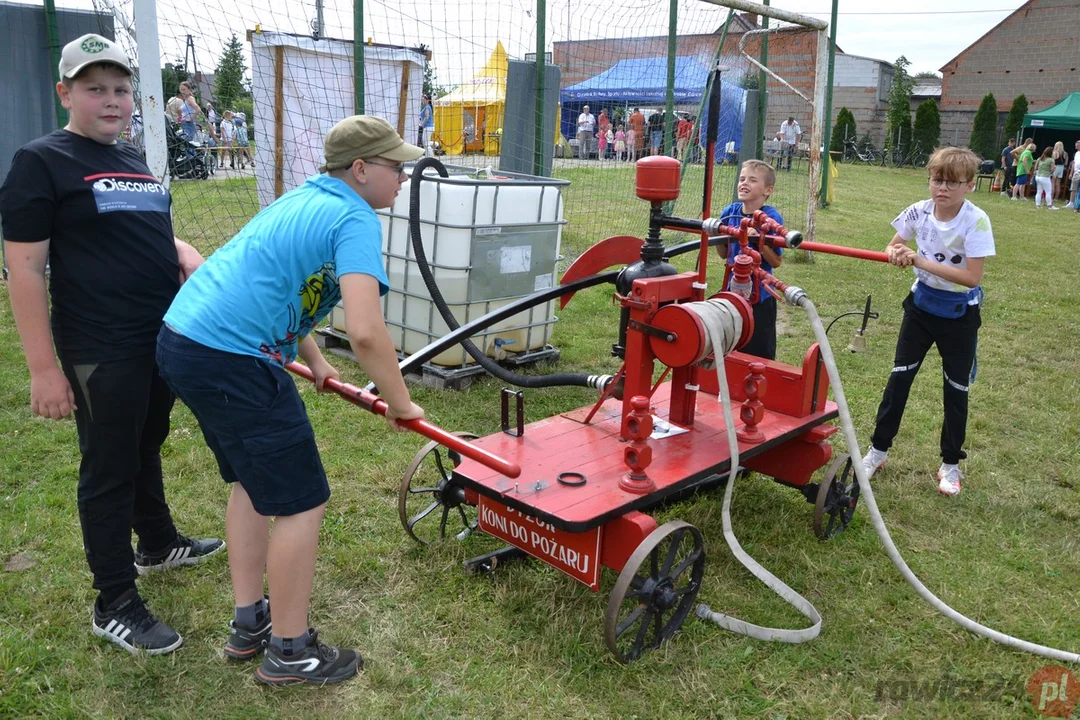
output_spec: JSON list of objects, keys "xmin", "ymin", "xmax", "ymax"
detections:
[{"xmin": 29, "ymin": 0, "xmax": 1028, "ymax": 85}]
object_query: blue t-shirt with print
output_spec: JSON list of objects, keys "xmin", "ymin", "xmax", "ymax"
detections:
[
  {"xmin": 718, "ymin": 201, "xmax": 784, "ymax": 305},
  {"xmin": 165, "ymin": 174, "xmax": 389, "ymax": 364}
]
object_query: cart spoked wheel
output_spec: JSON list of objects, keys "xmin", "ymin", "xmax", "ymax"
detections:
[
  {"xmin": 398, "ymin": 432, "xmax": 479, "ymax": 546},
  {"xmin": 604, "ymin": 520, "xmax": 706, "ymax": 663},
  {"xmin": 813, "ymin": 453, "xmax": 860, "ymax": 540}
]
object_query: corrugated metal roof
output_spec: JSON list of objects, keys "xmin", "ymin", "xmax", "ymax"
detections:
[{"xmin": 911, "ymin": 82, "xmax": 942, "ymax": 97}]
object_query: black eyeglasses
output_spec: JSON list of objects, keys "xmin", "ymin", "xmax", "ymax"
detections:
[
  {"xmin": 928, "ymin": 177, "xmax": 963, "ymax": 190},
  {"xmin": 365, "ymin": 159, "xmax": 406, "ymax": 176}
]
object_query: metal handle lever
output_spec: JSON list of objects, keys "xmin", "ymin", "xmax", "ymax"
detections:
[{"xmin": 285, "ymin": 362, "xmax": 521, "ymax": 478}]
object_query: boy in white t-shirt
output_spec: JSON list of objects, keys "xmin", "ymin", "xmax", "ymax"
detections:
[{"xmin": 862, "ymin": 147, "xmax": 994, "ymax": 497}]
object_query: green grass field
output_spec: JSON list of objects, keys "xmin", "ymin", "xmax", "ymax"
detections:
[{"xmin": 2, "ymin": 164, "xmax": 1078, "ymax": 718}]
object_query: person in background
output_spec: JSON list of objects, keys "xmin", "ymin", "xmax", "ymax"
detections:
[
  {"xmin": 1069, "ymin": 139, "xmax": 1080, "ymax": 211},
  {"xmin": 598, "ymin": 109, "xmax": 611, "ymax": 158},
  {"xmin": 629, "ymin": 107, "xmax": 645, "ymax": 159},
  {"xmin": 219, "ymin": 110, "xmax": 236, "ymax": 169},
  {"xmin": 648, "ymin": 110, "xmax": 665, "ymax": 156},
  {"xmin": 1010, "ymin": 141, "xmax": 1035, "ymax": 200},
  {"xmin": 576, "ymin": 105, "xmax": 595, "ymax": 159},
  {"xmin": 178, "ymin": 81, "xmax": 200, "ymax": 142},
  {"xmin": 418, "ymin": 94, "xmax": 434, "ymax": 151},
  {"xmin": 999, "ymin": 138, "xmax": 1016, "ymax": 196},
  {"xmin": 206, "ymin": 101, "xmax": 220, "ymax": 135},
  {"xmin": 1032, "ymin": 146, "xmax": 1055, "ymax": 209},
  {"xmin": 234, "ymin": 113, "xmax": 252, "ymax": 170},
  {"xmin": 1051, "ymin": 140, "xmax": 1067, "ymax": 205},
  {"xmin": 776, "ymin": 116, "xmax": 801, "ymax": 171},
  {"xmin": 166, "ymin": 94, "xmax": 184, "ymax": 124},
  {"xmin": 676, "ymin": 113, "xmax": 693, "ymax": 159}
]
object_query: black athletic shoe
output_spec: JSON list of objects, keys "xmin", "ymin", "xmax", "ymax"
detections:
[
  {"xmin": 255, "ymin": 630, "xmax": 361, "ymax": 687},
  {"xmin": 92, "ymin": 589, "xmax": 183, "ymax": 655},
  {"xmin": 134, "ymin": 534, "xmax": 225, "ymax": 575},
  {"xmin": 224, "ymin": 598, "xmax": 272, "ymax": 661}
]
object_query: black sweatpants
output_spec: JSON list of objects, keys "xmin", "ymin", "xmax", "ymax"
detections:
[
  {"xmin": 1004, "ymin": 166, "xmax": 1016, "ymax": 193},
  {"xmin": 60, "ymin": 353, "xmax": 179, "ymax": 602},
  {"xmin": 869, "ymin": 294, "xmax": 981, "ymax": 465},
  {"xmin": 741, "ymin": 296, "xmax": 778, "ymax": 361}
]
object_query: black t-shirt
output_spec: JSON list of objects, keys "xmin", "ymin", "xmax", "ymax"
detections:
[{"xmin": 0, "ymin": 130, "xmax": 179, "ymax": 362}]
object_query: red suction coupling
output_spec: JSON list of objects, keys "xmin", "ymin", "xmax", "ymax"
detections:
[{"xmin": 635, "ymin": 156, "xmax": 681, "ymax": 203}]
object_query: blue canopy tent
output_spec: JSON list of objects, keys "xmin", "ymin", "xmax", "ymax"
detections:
[{"xmin": 559, "ymin": 56, "xmax": 746, "ymax": 160}]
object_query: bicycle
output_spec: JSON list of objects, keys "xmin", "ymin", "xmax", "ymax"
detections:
[
  {"xmin": 884, "ymin": 144, "xmax": 929, "ymax": 168},
  {"xmin": 842, "ymin": 138, "xmax": 884, "ymax": 166}
]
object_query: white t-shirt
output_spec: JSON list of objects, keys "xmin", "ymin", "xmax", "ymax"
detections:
[
  {"xmin": 891, "ymin": 199, "xmax": 995, "ymax": 295},
  {"xmin": 779, "ymin": 120, "xmax": 801, "ymax": 144},
  {"xmin": 1072, "ymin": 150, "xmax": 1080, "ymax": 178},
  {"xmin": 577, "ymin": 112, "xmax": 595, "ymax": 133}
]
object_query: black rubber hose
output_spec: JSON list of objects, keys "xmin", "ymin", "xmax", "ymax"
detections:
[
  {"xmin": 363, "ymin": 231, "xmax": 735, "ymax": 393},
  {"xmin": 407, "ymin": 157, "xmax": 600, "ymax": 389}
]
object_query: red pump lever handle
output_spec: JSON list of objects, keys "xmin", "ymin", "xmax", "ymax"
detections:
[
  {"xmin": 285, "ymin": 362, "xmax": 522, "ymax": 479},
  {"xmin": 748, "ymin": 210, "xmax": 804, "ymax": 247}
]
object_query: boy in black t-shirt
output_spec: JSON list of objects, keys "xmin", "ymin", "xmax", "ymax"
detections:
[{"xmin": 0, "ymin": 34, "xmax": 224, "ymax": 655}]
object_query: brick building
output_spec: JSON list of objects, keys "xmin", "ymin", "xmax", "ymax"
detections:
[
  {"xmin": 830, "ymin": 53, "xmax": 893, "ymax": 148},
  {"xmin": 938, "ymin": 0, "xmax": 1080, "ymax": 147}
]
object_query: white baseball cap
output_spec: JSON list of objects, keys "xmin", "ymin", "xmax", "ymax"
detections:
[{"xmin": 59, "ymin": 34, "xmax": 131, "ymax": 79}]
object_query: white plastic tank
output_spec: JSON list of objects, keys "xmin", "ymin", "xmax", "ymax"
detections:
[{"xmin": 331, "ymin": 164, "xmax": 568, "ymax": 367}]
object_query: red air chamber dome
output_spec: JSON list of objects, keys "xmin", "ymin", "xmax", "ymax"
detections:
[{"xmin": 635, "ymin": 155, "xmax": 681, "ymax": 203}]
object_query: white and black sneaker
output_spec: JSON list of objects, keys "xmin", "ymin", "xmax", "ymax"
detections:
[
  {"xmin": 255, "ymin": 629, "xmax": 361, "ymax": 686},
  {"xmin": 224, "ymin": 597, "xmax": 272, "ymax": 661},
  {"xmin": 92, "ymin": 589, "xmax": 183, "ymax": 655},
  {"xmin": 134, "ymin": 533, "xmax": 225, "ymax": 575}
]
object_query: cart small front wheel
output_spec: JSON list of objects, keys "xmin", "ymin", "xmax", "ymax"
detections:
[
  {"xmin": 604, "ymin": 520, "xmax": 706, "ymax": 663},
  {"xmin": 398, "ymin": 432, "xmax": 479, "ymax": 546},
  {"xmin": 813, "ymin": 453, "xmax": 860, "ymax": 540}
]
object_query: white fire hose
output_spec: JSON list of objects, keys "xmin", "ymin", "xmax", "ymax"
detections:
[{"xmin": 685, "ymin": 290, "xmax": 1079, "ymax": 662}]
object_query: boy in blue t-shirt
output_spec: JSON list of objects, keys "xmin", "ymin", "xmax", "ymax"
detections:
[
  {"xmin": 715, "ymin": 159, "xmax": 784, "ymax": 359},
  {"xmin": 156, "ymin": 116, "xmax": 425, "ymax": 686}
]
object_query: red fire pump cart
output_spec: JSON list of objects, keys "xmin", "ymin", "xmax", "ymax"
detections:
[{"xmin": 382, "ymin": 153, "xmax": 886, "ymax": 664}]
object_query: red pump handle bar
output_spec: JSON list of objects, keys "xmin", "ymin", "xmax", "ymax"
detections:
[{"xmin": 285, "ymin": 362, "xmax": 522, "ymax": 479}]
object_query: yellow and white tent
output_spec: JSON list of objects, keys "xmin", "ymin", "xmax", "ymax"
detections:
[{"xmin": 434, "ymin": 42, "xmax": 507, "ymax": 156}]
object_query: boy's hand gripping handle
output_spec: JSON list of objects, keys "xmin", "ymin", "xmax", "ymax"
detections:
[{"xmin": 285, "ymin": 362, "xmax": 521, "ymax": 479}]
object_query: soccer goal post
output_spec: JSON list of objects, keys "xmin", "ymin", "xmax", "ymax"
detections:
[{"xmin": 700, "ymin": 0, "xmax": 829, "ymax": 242}]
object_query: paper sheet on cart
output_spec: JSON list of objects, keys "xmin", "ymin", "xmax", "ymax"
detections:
[{"xmin": 650, "ymin": 415, "xmax": 690, "ymax": 439}]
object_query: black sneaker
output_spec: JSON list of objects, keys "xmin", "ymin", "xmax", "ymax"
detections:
[
  {"xmin": 92, "ymin": 589, "xmax": 183, "ymax": 655},
  {"xmin": 255, "ymin": 630, "xmax": 361, "ymax": 686},
  {"xmin": 135, "ymin": 534, "xmax": 225, "ymax": 575},
  {"xmin": 224, "ymin": 597, "xmax": 272, "ymax": 661}
]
